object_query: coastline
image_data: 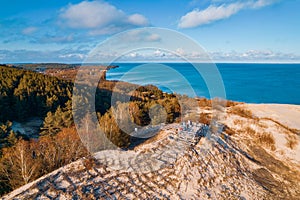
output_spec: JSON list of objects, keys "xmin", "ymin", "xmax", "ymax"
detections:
[{"xmin": 106, "ymin": 63, "xmax": 300, "ymax": 105}]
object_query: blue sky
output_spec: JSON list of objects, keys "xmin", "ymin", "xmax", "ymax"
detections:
[{"xmin": 0, "ymin": 0, "xmax": 299, "ymax": 63}]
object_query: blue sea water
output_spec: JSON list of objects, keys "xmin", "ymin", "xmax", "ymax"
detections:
[{"xmin": 106, "ymin": 63, "xmax": 300, "ymax": 105}]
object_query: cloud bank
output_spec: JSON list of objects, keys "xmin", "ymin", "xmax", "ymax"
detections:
[
  {"xmin": 179, "ymin": 0, "xmax": 278, "ymax": 28},
  {"xmin": 1, "ymin": 48, "xmax": 299, "ymax": 63}
]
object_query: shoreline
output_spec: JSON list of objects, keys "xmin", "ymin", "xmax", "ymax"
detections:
[{"xmin": 106, "ymin": 63, "xmax": 300, "ymax": 105}]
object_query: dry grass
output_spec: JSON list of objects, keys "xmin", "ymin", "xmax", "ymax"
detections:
[
  {"xmin": 262, "ymin": 117, "xmax": 300, "ymax": 135},
  {"xmin": 197, "ymin": 98, "xmax": 212, "ymax": 108},
  {"xmin": 233, "ymin": 119, "xmax": 244, "ymax": 126},
  {"xmin": 223, "ymin": 125, "xmax": 235, "ymax": 136},
  {"xmin": 226, "ymin": 100, "xmax": 241, "ymax": 107},
  {"xmin": 199, "ymin": 113, "xmax": 212, "ymax": 125},
  {"xmin": 285, "ymin": 134, "xmax": 299, "ymax": 150},
  {"xmin": 196, "ymin": 97, "xmax": 241, "ymax": 109},
  {"xmin": 257, "ymin": 121, "xmax": 268, "ymax": 129},
  {"xmin": 83, "ymin": 157, "xmax": 96, "ymax": 170},
  {"xmin": 230, "ymin": 106, "xmax": 257, "ymax": 119},
  {"xmin": 245, "ymin": 126, "xmax": 256, "ymax": 135},
  {"xmin": 256, "ymin": 132, "xmax": 276, "ymax": 151}
]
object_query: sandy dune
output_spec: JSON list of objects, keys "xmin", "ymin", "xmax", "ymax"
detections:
[
  {"xmin": 244, "ymin": 104, "xmax": 300, "ymax": 130},
  {"xmin": 3, "ymin": 103, "xmax": 300, "ymax": 199}
]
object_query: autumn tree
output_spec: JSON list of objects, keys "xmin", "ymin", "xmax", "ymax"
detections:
[
  {"xmin": 36, "ymin": 127, "xmax": 88, "ymax": 174},
  {"xmin": 0, "ymin": 140, "xmax": 40, "ymax": 190},
  {"xmin": 0, "ymin": 127, "xmax": 88, "ymax": 195},
  {"xmin": 98, "ymin": 109, "xmax": 131, "ymax": 149}
]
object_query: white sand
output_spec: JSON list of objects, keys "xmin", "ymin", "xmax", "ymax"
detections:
[{"xmin": 242, "ymin": 104, "xmax": 300, "ymax": 130}]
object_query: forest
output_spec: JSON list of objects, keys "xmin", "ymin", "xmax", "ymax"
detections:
[{"xmin": 0, "ymin": 65, "xmax": 181, "ymax": 195}]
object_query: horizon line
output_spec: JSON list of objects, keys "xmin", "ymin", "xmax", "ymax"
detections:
[{"xmin": 3, "ymin": 61, "xmax": 300, "ymax": 65}]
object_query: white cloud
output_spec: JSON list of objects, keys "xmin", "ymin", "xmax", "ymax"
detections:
[
  {"xmin": 127, "ymin": 14, "xmax": 149, "ymax": 26},
  {"xmin": 59, "ymin": 1, "xmax": 149, "ymax": 35},
  {"xmin": 154, "ymin": 49, "xmax": 166, "ymax": 57},
  {"xmin": 113, "ymin": 48, "xmax": 300, "ymax": 62},
  {"xmin": 176, "ymin": 48, "xmax": 185, "ymax": 55},
  {"xmin": 251, "ymin": 0, "xmax": 278, "ymax": 8},
  {"xmin": 129, "ymin": 52, "xmax": 139, "ymax": 58},
  {"xmin": 209, "ymin": 49, "xmax": 299, "ymax": 62},
  {"xmin": 179, "ymin": 0, "xmax": 278, "ymax": 28},
  {"xmin": 0, "ymin": 48, "xmax": 90, "ymax": 62},
  {"xmin": 120, "ymin": 30, "xmax": 161, "ymax": 43},
  {"xmin": 22, "ymin": 27, "xmax": 38, "ymax": 35},
  {"xmin": 0, "ymin": 48, "xmax": 298, "ymax": 63},
  {"xmin": 179, "ymin": 3, "xmax": 243, "ymax": 28},
  {"xmin": 146, "ymin": 33, "xmax": 161, "ymax": 42},
  {"xmin": 59, "ymin": 53, "xmax": 86, "ymax": 59},
  {"xmin": 60, "ymin": 1, "xmax": 123, "ymax": 29}
]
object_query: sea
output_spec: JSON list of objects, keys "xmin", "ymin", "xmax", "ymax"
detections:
[{"xmin": 106, "ymin": 63, "xmax": 300, "ymax": 105}]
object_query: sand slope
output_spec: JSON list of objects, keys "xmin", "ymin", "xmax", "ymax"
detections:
[{"xmin": 3, "ymin": 104, "xmax": 300, "ymax": 200}]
